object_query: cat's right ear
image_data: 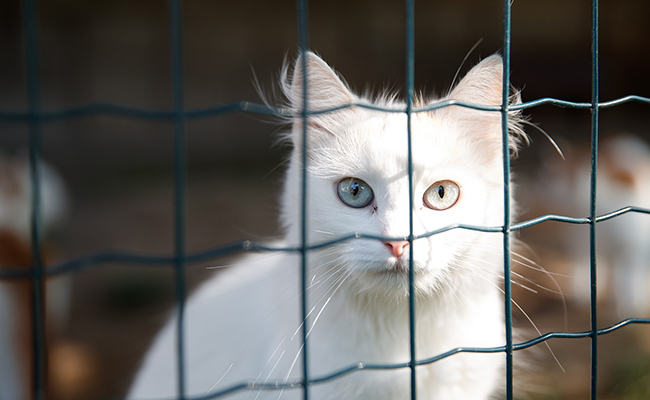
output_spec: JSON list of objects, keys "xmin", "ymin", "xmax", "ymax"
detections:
[{"xmin": 281, "ymin": 51, "xmax": 357, "ymax": 136}]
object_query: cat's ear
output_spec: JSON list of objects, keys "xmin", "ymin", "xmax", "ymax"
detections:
[
  {"xmin": 285, "ymin": 51, "xmax": 356, "ymax": 110},
  {"xmin": 447, "ymin": 55, "xmax": 504, "ymax": 106},
  {"xmin": 446, "ymin": 55, "xmax": 528, "ymax": 157},
  {"xmin": 282, "ymin": 51, "xmax": 357, "ymax": 136}
]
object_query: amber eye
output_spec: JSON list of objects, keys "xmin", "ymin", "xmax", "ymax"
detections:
[
  {"xmin": 423, "ymin": 180, "xmax": 460, "ymax": 210},
  {"xmin": 337, "ymin": 177, "xmax": 374, "ymax": 208}
]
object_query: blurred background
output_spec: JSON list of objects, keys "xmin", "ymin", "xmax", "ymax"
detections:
[{"xmin": 0, "ymin": 0, "xmax": 649, "ymax": 399}]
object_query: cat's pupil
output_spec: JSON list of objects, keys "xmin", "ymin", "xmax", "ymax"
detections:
[
  {"xmin": 437, "ymin": 185, "xmax": 445, "ymax": 199},
  {"xmin": 351, "ymin": 182, "xmax": 360, "ymax": 196}
]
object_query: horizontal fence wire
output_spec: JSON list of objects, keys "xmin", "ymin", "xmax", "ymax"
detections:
[
  {"xmin": 2, "ymin": 206, "xmax": 650, "ymax": 279},
  {"xmin": 1, "ymin": 0, "xmax": 650, "ymax": 399},
  {"xmin": 2, "ymin": 95, "xmax": 650, "ymax": 124},
  {"xmin": 121, "ymin": 317, "xmax": 650, "ymax": 400}
]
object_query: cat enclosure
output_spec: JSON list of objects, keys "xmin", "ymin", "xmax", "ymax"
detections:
[{"xmin": 1, "ymin": 0, "xmax": 650, "ymax": 399}]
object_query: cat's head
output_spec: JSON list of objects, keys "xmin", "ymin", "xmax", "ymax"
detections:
[{"xmin": 279, "ymin": 51, "xmax": 527, "ymax": 301}]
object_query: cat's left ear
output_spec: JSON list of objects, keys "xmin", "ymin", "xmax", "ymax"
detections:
[
  {"xmin": 282, "ymin": 51, "xmax": 357, "ymax": 137},
  {"xmin": 447, "ymin": 54, "xmax": 504, "ymax": 106},
  {"xmin": 447, "ymin": 54, "xmax": 527, "ymax": 156}
]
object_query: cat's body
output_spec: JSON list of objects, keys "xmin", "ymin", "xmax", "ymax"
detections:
[{"xmin": 129, "ymin": 52, "xmax": 526, "ymax": 400}]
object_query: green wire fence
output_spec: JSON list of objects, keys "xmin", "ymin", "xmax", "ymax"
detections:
[{"xmin": 1, "ymin": 0, "xmax": 650, "ymax": 399}]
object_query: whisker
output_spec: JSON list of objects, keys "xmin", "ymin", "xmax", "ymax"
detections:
[
  {"xmin": 442, "ymin": 269, "xmax": 471, "ymax": 309},
  {"xmin": 205, "ymin": 251, "xmax": 285, "ymax": 271},
  {"xmin": 280, "ymin": 267, "xmax": 346, "ymax": 395},
  {"xmin": 459, "ymin": 253, "xmax": 551, "ymax": 295},
  {"xmin": 459, "ymin": 240, "xmax": 569, "ymax": 277},
  {"xmin": 314, "ymin": 229, "xmax": 336, "ymax": 236},
  {"xmin": 261, "ymin": 348, "xmax": 288, "ymax": 396},
  {"xmin": 307, "ymin": 270, "xmax": 352, "ymax": 338},
  {"xmin": 457, "ymin": 240, "xmax": 569, "ymax": 329},
  {"xmin": 510, "ymin": 296, "xmax": 566, "ymax": 373},
  {"xmin": 521, "ymin": 119, "xmax": 565, "ymax": 160},
  {"xmin": 276, "ymin": 266, "xmax": 354, "ymax": 396},
  {"xmin": 289, "ymin": 264, "xmax": 348, "ymax": 342},
  {"xmin": 206, "ymin": 363, "xmax": 234, "ymax": 395},
  {"xmin": 454, "ymin": 261, "xmax": 566, "ymax": 372}
]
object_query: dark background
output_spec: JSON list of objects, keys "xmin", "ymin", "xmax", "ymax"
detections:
[{"xmin": 1, "ymin": 0, "xmax": 649, "ymax": 399}]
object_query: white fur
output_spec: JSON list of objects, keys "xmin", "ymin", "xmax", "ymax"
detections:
[{"xmin": 129, "ymin": 52, "xmax": 525, "ymax": 399}]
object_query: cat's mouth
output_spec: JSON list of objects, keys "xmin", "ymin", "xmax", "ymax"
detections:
[
  {"xmin": 350, "ymin": 258, "xmax": 423, "ymax": 282},
  {"xmin": 388, "ymin": 259, "xmax": 411, "ymax": 274},
  {"xmin": 372, "ymin": 258, "xmax": 416, "ymax": 276},
  {"xmin": 351, "ymin": 259, "xmax": 427, "ymax": 296},
  {"xmin": 348, "ymin": 258, "xmax": 439, "ymax": 298}
]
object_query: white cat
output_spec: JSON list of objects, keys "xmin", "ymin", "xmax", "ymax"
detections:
[
  {"xmin": 539, "ymin": 134, "xmax": 650, "ymax": 317},
  {"xmin": 0, "ymin": 156, "xmax": 69, "ymax": 400},
  {"xmin": 128, "ymin": 52, "xmax": 527, "ymax": 400}
]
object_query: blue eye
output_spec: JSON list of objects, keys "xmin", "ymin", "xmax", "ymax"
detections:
[{"xmin": 337, "ymin": 177, "xmax": 374, "ymax": 208}]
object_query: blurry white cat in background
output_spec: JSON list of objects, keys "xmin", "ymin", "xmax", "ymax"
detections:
[
  {"xmin": 593, "ymin": 135, "xmax": 650, "ymax": 317},
  {"xmin": 0, "ymin": 156, "xmax": 69, "ymax": 400},
  {"xmin": 540, "ymin": 134, "xmax": 650, "ymax": 317},
  {"xmin": 129, "ymin": 52, "xmax": 528, "ymax": 400}
]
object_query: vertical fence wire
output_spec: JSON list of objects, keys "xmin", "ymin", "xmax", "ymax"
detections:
[
  {"xmin": 22, "ymin": 0, "xmax": 47, "ymax": 398},
  {"xmin": 589, "ymin": 0, "xmax": 600, "ymax": 399},
  {"xmin": 296, "ymin": 0, "xmax": 310, "ymax": 399},
  {"xmin": 500, "ymin": 0, "xmax": 514, "ymax": 399},
  {"xmin": 169, "ymin": 0, "xmax": 187, "ymax": 398},
  {"xmin": 404, "ymin": 0, "xmax": 417, "ymax": 399}
]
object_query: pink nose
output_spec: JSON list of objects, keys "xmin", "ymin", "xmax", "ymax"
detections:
[{"xmin": 383, "ymin": 240, "xmax": 410, "ymax": 258}]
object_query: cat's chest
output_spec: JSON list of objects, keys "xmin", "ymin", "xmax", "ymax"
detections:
[
  {"xmin": 302, "ymin": 293, "xmax": 504, "ymax": 400},
  {"xmin": 308, "ymin": 294, "xmax": 443, "ymax": 365},
  {"xmin": 308, "ymin": 284, "xmax": 503, "ymax": 364}
]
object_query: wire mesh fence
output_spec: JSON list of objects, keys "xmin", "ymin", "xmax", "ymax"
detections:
[{"xmin": 1, "ymin": 0, "xmax": 650, "ymax": 399}]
